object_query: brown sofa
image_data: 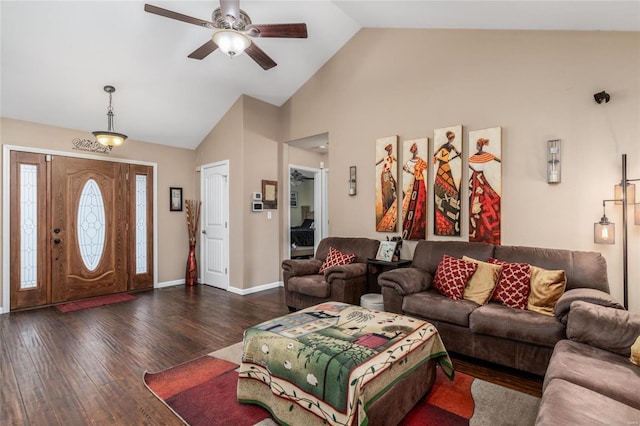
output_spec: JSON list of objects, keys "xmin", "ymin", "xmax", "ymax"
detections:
[
  {"xmin": 536, "ymin": 301, "xmax": 640, "ymax": 424},
  {"xmin": 379, "ymin": 240, "xmax": 619, "ymax": 375},
  {"xmin": 281, "ymin": 237, "xmax": 380, "ymax": 311}
]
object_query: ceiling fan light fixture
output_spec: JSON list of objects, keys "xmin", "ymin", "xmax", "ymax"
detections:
[
  {"xmin": 92, "ymin": 85, "xmax": 127, "ymax": 147},
  {"xmin": 213, "ymin": 29, "xmax": 251, "ymax": 57}
]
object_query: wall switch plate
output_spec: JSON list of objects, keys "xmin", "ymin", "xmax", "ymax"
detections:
[{"xmin": 267, "ymin": 212, "xmax": 272, "ymax": 219}]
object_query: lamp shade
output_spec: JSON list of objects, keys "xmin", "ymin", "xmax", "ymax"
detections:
[
  {"xmin": 614, "ymin": 183, "xmax": 636, "ymax": 205},
  {"xmin": 213, "ymin": 30, "xmax": 251, "ymax": 57},
  {"xmin": 92, "ymin": 130, "xmax": 127, "ymax": 147},
  {"xmin": 594, "ymin": 217, "xmax": 615, "ymax": 244}
]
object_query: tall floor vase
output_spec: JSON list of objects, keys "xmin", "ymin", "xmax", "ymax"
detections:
[{"xmin": 185, "ymin": 243, "xmax": 198, "ymax": 286}]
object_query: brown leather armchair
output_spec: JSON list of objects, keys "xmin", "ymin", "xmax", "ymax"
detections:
[{"xmin": 282, "ymin": 237, "xmax": 380, "ymax": 311}]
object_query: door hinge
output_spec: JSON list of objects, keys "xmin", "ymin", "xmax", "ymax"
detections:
[
  {"xmin": 45, "ymin": 154, "xmax": 52, "ymax": 162},
  {"xmin": 225, "ymin": 267, "xmax": 228, "ymax": 275},
  {"xmin": 225, "ymin": 222, "xmax": 228, "ymax": 229}
]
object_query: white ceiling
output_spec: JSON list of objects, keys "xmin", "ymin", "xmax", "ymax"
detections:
[{"xmin": 2, "ymin": 1, "xmax": 638, "ymax": 150}]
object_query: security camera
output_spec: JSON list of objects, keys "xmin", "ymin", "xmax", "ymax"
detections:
[{"xmin": 594, "ymin": 91, "xmax": 610, "ymax": 104}]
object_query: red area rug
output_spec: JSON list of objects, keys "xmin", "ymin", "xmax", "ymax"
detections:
[
  {"xmin": 55, "ymin": 293, "xmax": 136, "ymax": 313},
  {"xmin": 144, "ymin": 351, "xmax": 539, "ymax": 426}
]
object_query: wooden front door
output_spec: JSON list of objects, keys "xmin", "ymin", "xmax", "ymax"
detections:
[
  {"xmin": 51, "ymin": 156, "xmax": 127, "ymax": 303},
  {"xmin": 10, "ymin": 152, "xmax": 154, "ymax": 310}
]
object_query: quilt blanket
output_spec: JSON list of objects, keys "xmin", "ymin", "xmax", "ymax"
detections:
[{"xmin": 238, "ymin": 302, "xmax": 453, "ymax": 425}]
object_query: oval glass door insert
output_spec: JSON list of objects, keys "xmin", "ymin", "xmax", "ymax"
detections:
[{"xmin": 77, "ymin": 179, "xmax": 106, "ymax": 271}]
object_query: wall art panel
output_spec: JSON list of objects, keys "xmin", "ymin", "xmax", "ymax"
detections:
[
  {"xmin": 468, "ymin": 127, "xmax": 502, "ymax": 244},
  {"xmin": 401, "ymin": 138, "xmax": 429, "ymax": 240},
  {"xmin": 433, "ymin": 126, "xmax": 463, "ymax": 236},
  {"xmin": 375, "ymin": 135, "xmax": 398, "ymax": 232}
]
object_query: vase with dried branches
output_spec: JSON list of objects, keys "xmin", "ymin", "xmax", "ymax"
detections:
[{"xmin": 185, "ymin": 199, "xmax": 201, "ymax": 286}]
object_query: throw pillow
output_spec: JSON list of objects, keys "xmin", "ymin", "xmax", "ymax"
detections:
[
  {"xmin": 319, "ymin": 246, "xmax": 356, "ymax": 274},
  {"xmin": 462, "ymin": 256, "xmax": 502, "ymax": 305},
  {"xmin": 433, "ymin": 255, "xmax": 478, "ymax": 300},
  {"xmin": 487, "ymin": 258, "xmax": 531, "ymax": 310},
  {"xmin": 527, "ymin": 265, "xmax": 567, "ymax": 316},
  {"xmin": 631, "ymin": 336, "xmax": 640, "ymax": 367}
]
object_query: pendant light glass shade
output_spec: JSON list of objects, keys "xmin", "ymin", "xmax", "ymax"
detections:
[
  {"xmin": 594, "ymin": 215, "xmax": 615, "ymax": 244},
  {"xmin": 614, "ymin": 183, "xmax": 636, "ymax": 205},
  {"xmin": 635, "ymin": 204, "xmax": 640, "ymax": 226},
  {"xmin": 93, "ymin": 85, "xmax": 127, "ymax": 147},
  {"xmin": 213, "ymin": 30, "xmax": 251, "ymax": 57}
]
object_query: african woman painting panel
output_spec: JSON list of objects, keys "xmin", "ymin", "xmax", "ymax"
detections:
[
  {"xmin": 433, "ymin": 125, "xmax": 463, "ymax": 236},
  {"xmin": 375, "ymin": 135, "xmax": 398, "ymax": 232},
  {"xmin": 401, "ymin": 138, "xmax": 428, "ymax": 240},
  {"xmin": 468, "ymin": 127, "xmax": 502, "ymax": 244}
]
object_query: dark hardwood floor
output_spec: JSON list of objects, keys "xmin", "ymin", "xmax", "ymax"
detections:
[{"xmin": 1, "ymin": 285, "xmax": 542, "ymax": 425}]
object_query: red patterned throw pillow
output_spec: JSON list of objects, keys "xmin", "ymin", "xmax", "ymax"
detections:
[
  {"xmin": 433, "ymin": 255, "xmax": 478, "ymax": 300},
  {"xmin": 487, "ymin": 258, "xmax": 532, "ymax": 310},
  {"xmin": 319, "ymin": 247, "xmax": 357, "ymax": 274}
]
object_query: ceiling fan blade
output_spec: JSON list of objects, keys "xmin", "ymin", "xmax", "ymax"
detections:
[
  {"xmin": 188, "ymin": 40, "xmax": 219, "ymax": 60},
  {"xmin": 220, "ymin": 0, "xmax": 240, "ymax": 20},
  {"xmin": 246, "ymin": 23, "xmax": 308, "ymax": 38},
  {"xmin": 144, "ymin": 4, "xmax": 214, "ymax": 29},
  {"xmin": 245, "ymin": 43, "xmax": 277, "ymax": 70}
]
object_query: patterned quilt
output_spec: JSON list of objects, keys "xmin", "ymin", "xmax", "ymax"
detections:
[{"xmin": 238, "ymin": 302, "xmax": 453, "ymax": 425}]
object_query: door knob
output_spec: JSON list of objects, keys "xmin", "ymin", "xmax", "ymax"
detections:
[
  {"xmin": 53, "ymin": 238, "xmax": 61, "ymax": 244},
  {"xmin": 53, "ymin": 228, "xmax": 61, "ymax": 234}
]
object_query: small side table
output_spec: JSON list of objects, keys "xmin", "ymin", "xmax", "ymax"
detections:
[{"xmin": 366, "ymin": 258, "xmax": 412, "ymax": 293}]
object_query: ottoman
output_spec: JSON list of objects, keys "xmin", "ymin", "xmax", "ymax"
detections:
[{"xmin": 237, "ymin": 301, "xmax": 452, "ymax": 426}]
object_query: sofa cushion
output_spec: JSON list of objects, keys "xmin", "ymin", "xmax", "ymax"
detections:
[
  {"xmin": 402, "ymin": 290, "xmax": 479, "ymax": 327},
  {"xmin": 631, "ymin": 336, "xmax": 640, "ymax": 366},
  {"xmin": 566, "ymin": 300, "xmax": 640, "ymax": 357},
  {"xmin": 493, "ymin": 245, "xmax": 609, "ymax": 293},
  {"xmin": 536, "ymin": 378, "xmax": 640, "ymax": 426},
  {"xmin": 527, "ymin": 265, "xmax": 566, "ymax": 316},
  {"xmin": 319, "ymin": 246, "xmax": 356, "ymax": 274},
  {"xmin": 543, "ymin": 339, "xmax": 640, "ymax": 410},
  {"xmin": 487, "ymin": 258, "xmax": 531, "ymax": 310},
  {"xmin": 469, "ymin": 303, "xmax": 565, "ymax": 348},
  {"xmin": 462, "ymin": 256, "xmax": 501, "ymax": 305},
  {"xmin": 432, "ymin": 255, "xmax": 478, "ymax": 300},
  {"xmin": 287, "ymin": 275, "xmax": 329, "ymax": 298},
  {"xmin": 411, "ymin": 240, "xmax": 494, "ymax": 274}
]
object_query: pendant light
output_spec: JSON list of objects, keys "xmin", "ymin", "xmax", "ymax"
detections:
[{"xmin": 93, "ymin": 85, "xmax": 127, "ymax": 147}]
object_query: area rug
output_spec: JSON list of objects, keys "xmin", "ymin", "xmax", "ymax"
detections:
[
  {"xmin": 55, "ymin": 293, "xmax": 136, "ymax": 313},
  {"xmin": 143, "ymin": 342, "xmax": 540, "ymax": 426}
]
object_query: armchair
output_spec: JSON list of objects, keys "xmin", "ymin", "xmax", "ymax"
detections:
[{"xmin": 282, "ymin": 237, "xmax": 380, "ymax": 311}]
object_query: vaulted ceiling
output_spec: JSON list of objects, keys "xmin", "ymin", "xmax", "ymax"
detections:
[{"xmin": 2, "ymin": 1, "xmax": 638, "ymax": 149}]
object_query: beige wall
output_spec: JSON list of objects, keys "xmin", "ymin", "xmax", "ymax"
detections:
[
  {"xmin": 280, "ymin": 29, "xmax": 640, "ymax": 311},
  {"xmin": 0, "ymin": 117, "xmax": 197, "ymax": 310},
  {"xmin": 195, "ymin": 95, "xmax": 283, "ymax": 290}
]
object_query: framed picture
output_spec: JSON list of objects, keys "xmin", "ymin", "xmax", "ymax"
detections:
[
  {"xmin": 375, "ymin": 240, "xmax": 397, "ymax": 262},
  {"xmin": 262, "ymin": 180, "xmax": 277, "ymax": 209},
  {"xmin": 433, "ymin": 125, "xmax": 463, "ymax": 237},
  {"xmin": 170, "ymin": 187, "xmax": 183, "ymax": 211},
  {"xmin": 290, "ymin": 191, "xmax": 298, "ymax": 208}
]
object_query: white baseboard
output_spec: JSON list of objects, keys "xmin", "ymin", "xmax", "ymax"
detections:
[
  {"xmin": 155, "ymin": 279, "xmax": 184, "ymax": 289},
  {"xmin": 228, "ymin": 281, "xmax": 283, "ymax": 295}
]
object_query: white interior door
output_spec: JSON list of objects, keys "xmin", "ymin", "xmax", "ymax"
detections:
[{"xmin": 201, "ymin": 161, "xmax": 229, "ymax": 289}]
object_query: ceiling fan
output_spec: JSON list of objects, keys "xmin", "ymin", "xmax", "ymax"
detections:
[
  {"xmin": 291, "ymin": 170, "xmax": 314, "ymax": 186},
  {"xmin": 144, "ymin": 1, "xmax": 307, "ymax": 70}
]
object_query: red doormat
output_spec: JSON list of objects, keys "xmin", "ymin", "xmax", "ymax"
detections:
[
  {"xmin": 55, "ymin": 293, "xmax": 137, "ymax": 313},
  {"xmin": 144, "ymin": 354, "xmax": 540, "ymax": 426}
]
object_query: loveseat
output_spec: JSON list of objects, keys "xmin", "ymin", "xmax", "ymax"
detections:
[
  {"xmin": 378, "ymin": 240, "xmax": 619, "ymax": 375},
  {"xmin": 536, "ymin": 300, "xmax": 640, "ymax": 424},
  {"xmin": 282, "ymin": 237, "xmax": 380, "ymax": 311}
]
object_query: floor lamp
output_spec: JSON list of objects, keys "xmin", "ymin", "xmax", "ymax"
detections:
[{"xmin": 594, "ymin": 154, "xmax": 639, "ymax": 309}]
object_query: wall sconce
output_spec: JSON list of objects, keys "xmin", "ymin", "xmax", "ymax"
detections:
[
  {"xmin": 593, "ymin": 154, "xmax": 639, "ymax": 309},
  {"xmin": 547, "ymin": 139, "xmax": 561, "ymax": 184},
  {"xmin": 349, "ymin": 166, "xmax": 357, "ymax": 196}
]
